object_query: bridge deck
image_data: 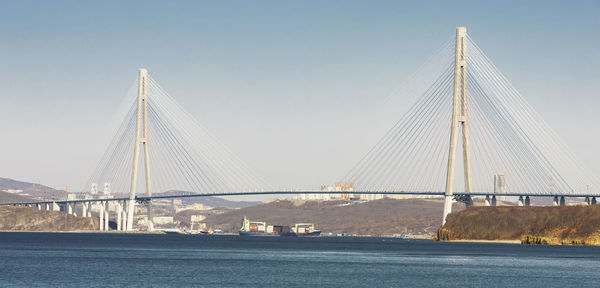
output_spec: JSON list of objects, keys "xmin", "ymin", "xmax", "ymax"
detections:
[{"xmin": 1, "ymin": 191, "xmax": 599, "ymax": 206}]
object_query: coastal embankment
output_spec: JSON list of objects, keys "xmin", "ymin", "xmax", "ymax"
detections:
[{"xmin": 437, "ymin": 205, "xmax": 600, "ymax": 245}]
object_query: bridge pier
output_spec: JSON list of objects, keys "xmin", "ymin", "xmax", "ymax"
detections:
[
  {"xmin": 82, "ymin": 202, "xmax": 87, "ymax": 218},
  {"xmin": 36, "ymin": 204, "xmax": 42, "ymax": 210},
  {"xmin": 484, "ymin": 195, "xmax": 490, "ymax": 206},
  {"xmin": 517, "ymin": 196, "xmax": 524, "ymax": 206},
  {"xmin": 553, "ymin": 196, "xmax": 559, "ymax": 206},
  {"xmin": 593, "ymin": 197, "xmax": 597, "ymax": 205},
  {"xmin": 67, "ymin": 203, "xmax": 73, "ymax": 215},
  {"xmin": 52, "ymin": 202, "xmax": 59, "ymax": 211},
  {"xmin": 87, "ymin": 202, "xmax": 92, "ymax": 217},
  {"xmin": 525, "ymin": 196, "xmax": 530, "ymax": 206},
  {"xmin": 491, "ymin": 195, "xmax": 497, "ymax": 206},
  {"xmin": 116, "ymin": 201, "xmax": 122, "ymax": 231},
  {"xmin": 560, "ymin": 196, "xmax": 566, "ymax": 206},
  {"xmin": 99, "ymin": 202, "xmax": 105, "ymax": 230},
  {"xmin": 104, "ymin": 201, "xmax": 109, "ymax": 231},
  {"xmin": 584, "ymin": 197, "xmax": 591, "ymax": 206},
  {"xmin": 121, "ymin": 201, "xmax": 128, "ymax": 231}
]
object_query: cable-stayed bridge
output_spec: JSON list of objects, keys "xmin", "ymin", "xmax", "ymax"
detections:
[{"xmin": 3, "ymin": 27, "xmax": 600, "ymax": 231}]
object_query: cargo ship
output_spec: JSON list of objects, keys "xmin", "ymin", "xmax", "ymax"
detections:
[
  {"xmin": 239, "ymin": 217, "xmax": 320, "ymax": 237},
  {"xmin": 239, "ymin": 216, "xmax": 281, "ymax": 236},
  {"xmin": 282, "ymin": 223, "xmax": 321, "ymax": 237}
]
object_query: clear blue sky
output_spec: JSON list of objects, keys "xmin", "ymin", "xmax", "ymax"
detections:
[{"xmin": 0, "ymin": 0, "xmax": 598, "ymax": 191}]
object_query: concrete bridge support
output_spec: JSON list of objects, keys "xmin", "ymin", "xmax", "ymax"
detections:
[
  {"xmin": 593, "ymin": 197, "xmax": 597, "ymax": 205},
  {"xmin": 99, "ymin": 202, "xmax": 105, "ymax": 230},
  {"xmin": 518, "ymin": 196, "xmax": 524, "ymax": 206},
  {"xmin": 525, "ymin": 196, "xmax": 530, "ymax": 206},
  {"xmin": 67, "ymin": 203, "xmax": 73, "ymax": 215},
  {"xmin": 483, "ymin": 195, "xmax": 498, "ymax": 206},
  {"xmin": 82, "ymin": 202, "xmax": 88, "ymax": 218},
  {"xmin": 104, "ymin": 201, "xmax": 110, "ymax": 231},
  {"xmin": 52, "ymin": 202, "xmax": 60, "ymax": 211},
  {"xmin": 87, "ymin": 202, "xmax": 92, "ymax": 217},
  {"xmin": 553, "ymin": 196, "xmax": 559, "ymax": 206},
  {"xmin": 116, "ymin": 201, "xmax": 122, "ymax": 231},
  {"xmin": 584, "ymin": 197, "xmax": 591, "ymax": 206},
  {"xmin": 121, "ymin": 201, "xmax": 128, "ymax": 231},
  {"xmin": 36, "ymin": 204, "xmax": 42, "ymax": 210},
  {"xmin": 560, "ymin": 196, "xmax": 566, "ymax": 206}
]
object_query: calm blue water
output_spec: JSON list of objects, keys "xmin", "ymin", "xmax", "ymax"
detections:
[{"xmin": 0, "ymin": 232, "xmax": 599, "ymax": 287}]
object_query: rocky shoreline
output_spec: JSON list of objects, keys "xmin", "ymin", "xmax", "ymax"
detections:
[
  {"xmin": 0, "ymin": 206, "xmax": 98, "ymax": 231},
  {"xmin": 437, "ymin": 205, "xmax": 600, "ymax": 246}
]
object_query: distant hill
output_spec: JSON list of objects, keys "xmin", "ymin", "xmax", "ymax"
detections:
[
  {"xmin": 202, "ymin": 198, "xmax": 470, "ymax": 236},
  {"xmin": 0, "ymin": 177, "xmax": 66, "ymax": 202},
  {"xmin": 154, "ymin": 190, "xmax": 262, "ymax": 208},
  {"xmin": 0, "ymin": 191, "xmax": 36, "ymax": 203},
  {"xmin": 0, "ymin": 177, "xmax": 54, "ymax": 191}
]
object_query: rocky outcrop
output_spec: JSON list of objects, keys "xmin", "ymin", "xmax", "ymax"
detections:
[
  {"xmin": 438, "ymin": 205, "xmax": 600, "ymax": 246},
  {"xmin": 0, "ymin": 206, "xmax": 98, "ymax": 231}
]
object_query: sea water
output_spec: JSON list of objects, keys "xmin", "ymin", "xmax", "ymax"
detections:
[{"xmin": 0, "ymin": 232, "xmax": 598, "ymax": 287}]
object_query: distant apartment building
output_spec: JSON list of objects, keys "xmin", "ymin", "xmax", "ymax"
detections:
[
  {"xmin": 175, "ymin": 203, "xmax": 204, "ymax": 213},
  {"xmin": 295, "ymin": 182, "xmax": 355, "ymax": 200}
]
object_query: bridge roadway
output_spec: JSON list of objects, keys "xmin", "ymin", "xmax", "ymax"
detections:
[{"xmin": 2, "ymin": 190, "xmax": 600, "ymax": 207}]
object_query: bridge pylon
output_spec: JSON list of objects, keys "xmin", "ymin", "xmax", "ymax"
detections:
[
  {"xmin": 442, "ymin": 27, "xmax": 472, "ymax": 225},
  {"xmin": 126, "ymin": 68, "xmax": 154, "ymax": 231}
]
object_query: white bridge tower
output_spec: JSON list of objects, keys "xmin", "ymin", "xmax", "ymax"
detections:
[
  {"xmin": 442, "ymin": 27, "xmax": 472, "ymax": 225},
  {"xmin": 126, "ymin": 68, "xmax": 154, "ymax": 231}
]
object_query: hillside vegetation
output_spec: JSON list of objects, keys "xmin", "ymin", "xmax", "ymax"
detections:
[{"xmin": 438, "ymin": 206, "xmax": 600, "ymax": 245}]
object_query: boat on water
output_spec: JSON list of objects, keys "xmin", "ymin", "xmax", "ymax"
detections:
[
  {"xmin": 239, "ymin": 216, "xmax": 281, "ymax": 236},
  {"xmin": 282, "ymin": 223, "xmax": 321, "ymax": 237},
  {"xmin": 239, "ymin": 217, "xmax": 321, "ymax": 237}
]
